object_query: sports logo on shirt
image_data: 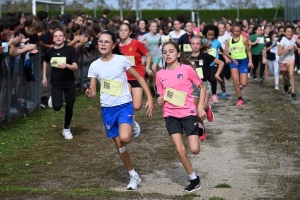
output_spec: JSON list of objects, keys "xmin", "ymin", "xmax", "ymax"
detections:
[
  {"xmin": 129, "ymin": 47, "xmax": 133, "ymax": 52},
  {"xmin": 177, "ymin": 74, "xmax": 183, "ymax": 80}
]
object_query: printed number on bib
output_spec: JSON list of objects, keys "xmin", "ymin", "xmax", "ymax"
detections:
[
  {"xmin": 126, "ymin": 56, "xmax": 136, "ymax": 66},
  {"xmin": 50, "ymin": 57, "xmax": 66, "ymax": 68},
  {"xmin": 183, "ymin": 44, "xmax": 192, "ymax": 52},
  {"xmin": 208, "ymin": 48, "xmax": 217, "ymax": 57},
  {"xmin": 196, "ymin": 68, "xmax": 204, "ymax": 79},
  {"xmin": 101, "ymin": 79, "xmax": 123, "ymax": 96},
  {"xmin": 164, "ymin": 87, "xmax": 187, "ymax": 107},
  {"xmin": 231, "ymin": 46, "xmax": 242, "ymax": 53}
]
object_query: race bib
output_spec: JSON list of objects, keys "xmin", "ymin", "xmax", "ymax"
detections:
[
  {"xmin": 208, "ymin": 48, "xmax": 217, "ymax": 57},
  {"xmin": 196, "ymin": 68, "xmax": 203, "ymax": 79},
  {"xmin": 265, "ymin": 38, "xmax": 270, "ymax": 42},
  {"xmin": 231, "ymin": 46, "xmax": 243, "ymax": 53},
  {"xmin": 164, "ymin": 87, "xmax": 187, "ymax": 107},
  {"xmin": 183, "ymin": 44, "xmax": 192, "ymax": 52},
  {"xmin": 163, "ymin": 36, "xmax": 170, "ymax": 42},
  {"xmin": 258, "ymin": 37, "xmax": 264, "ymax": 44},
  {"xmin": 100, "ymin": 79, "xmax": 123, "ymax": 96},
  {"xmin": 50, "ymin": 57, "xmax": 66, "ymax": 68},
  {"xmin": 126, "ymin": 56, "xmax": 136, "ymax": 66}
]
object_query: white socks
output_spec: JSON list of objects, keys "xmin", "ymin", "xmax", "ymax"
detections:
[
  {"xmin": 189, "ymin": 171, "xmax": 197, "ymax": 180},
  {"xmin": 129, "ymin": 168, "xmax": 138, "ymax": 177}
]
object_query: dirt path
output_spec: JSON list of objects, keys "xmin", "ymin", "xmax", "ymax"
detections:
[{"xmin": 114, "ymin": 77, "xmax": 300, "ymax": 199}]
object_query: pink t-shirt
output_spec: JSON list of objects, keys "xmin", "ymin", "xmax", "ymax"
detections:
[{"xmin": 156, "ymin": 64, "xmax": 202, "ymax": 118}]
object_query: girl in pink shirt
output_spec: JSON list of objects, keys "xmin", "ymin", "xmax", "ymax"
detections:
[{"xmin": 156, "ymin": 41, "xmax": 207, "ymax": 192}]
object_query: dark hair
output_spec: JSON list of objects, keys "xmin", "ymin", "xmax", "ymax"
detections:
[
  {"xmin": 37, "ymin": 11, "xmax": 48, "ymax": 22},
  {"xmin": 103, "ymin": 8, "xmax": 110, "ymax": 15},
  {"xmin": 100, "ymin": 31, "xmax": 123, "ymax": 55},
  {"xmin": 92, "ymin": 25, "xmax": 101, "ymax": 35},
  {"xmin": 61, "ymin": 17, "xmax": 71, "ymax": 26},
  {"xmin": 50, "ymin": 20, "xmax": 63, "ymax": 31},
  {"xmin": 252, "ymin": 25, "xmax": 262, "ymax": 33},
  {"xmin": 268, "ymin": 31, "xmax": 277, "ymax": 39},
  {"xmin": 35, "ymin": 21, "xmax": 48, "ymax": 32},
  {"xmin": 0, "ymin": 18, "xmax": 8, "ymax": 33},
  {"xmin": 203, "ymin": 24, "xmax": 219, "ymax": 39},
  {"xmin": 184, "ymin": 21, "xmax": 193, "ymax": 27},
  {"xmin": 71, "ymin": 23, "xmax": 81, "ymax": 33},
  {"xmin": 278, "ymin": 25, "xmax": 294, "ymax": 42},
  {"xmin": 233, "ymin": 23, "xmax": 243, "ymax": 30},
  {"xmin": 24, "ymin": 13, "xmax": 34, "ymax": 27},
  {"xmin": 7, "ymin": 16, "xmax": 20, "ymax": 31},
  {"xmin": 120, "ymin": 23, "xmax": 132, "ymax": 32},
  {"xmin": 14, "ymin": 11, "xmax": 23, "ymax": 20}
]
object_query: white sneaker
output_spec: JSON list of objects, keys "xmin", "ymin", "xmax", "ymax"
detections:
[
  {"xmin": 48, "ymin": 96, "xmax": 53, "ymax": 108},
  {"xmin": 275, "ymin": 85, "xmax": 279, "ymax": 91},
  {"xmin": 62, "ymin": 128, "xmax": 73, "ymax": 140},
  {"xmin": 297, "ymin": 69, "xmax": 300, "ymax": 74},
  {"xmin": 127, "ymin": 174, "xmax": 141, "ymax": 190},
  {"xmin": 132, "ymin": 121, "xmax": 140, "ymax": 138},
  {"xmin": 294, "ymin": 67, "xmax": 298, "ymax": 72}
]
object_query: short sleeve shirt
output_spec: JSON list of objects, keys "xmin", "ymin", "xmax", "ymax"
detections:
[
  {"xmin": 88, "ymin": 55, "xmax": 132, "ymax": 107},
  {"xmin": 156, "ymin": 64, "xmax": 202, "ymax": 118}
]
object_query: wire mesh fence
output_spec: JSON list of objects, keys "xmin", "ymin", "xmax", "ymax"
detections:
[{"xmin": 284, "ymin": 0, "xmax": 300, "ymax": 22}]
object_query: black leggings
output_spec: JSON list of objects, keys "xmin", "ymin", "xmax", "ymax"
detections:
[
  {"xmin": 210, "ymin": 55, "xmax": 231, "ymax": 95},
  {"xmin": 51, "ymin": 83, "xmax": 76, "ymax": 129},
  {"xmin": 252, "ymin": 53, "xmax": 265, "ymax": 78}
]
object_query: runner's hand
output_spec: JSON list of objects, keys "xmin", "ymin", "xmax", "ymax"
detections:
[
  {"xmin": 145, "ymin": 99, "xmax": 154, "ymax": 117},
  {"xmin": 224, "ymin": 56, "xmax": 231, "ymax": 64},
  {"xmin": 233, "ymin": 59, "xmax": 238, "ymax": 66},
  {"xmin": 85, "ymin": 86, "xmax": 95, "ymax": 98},
  {"xmin": 248, "ymin": 62, "xmax": 254, "ymax": 69},
  {"xmin": 215, "ymin": 74, "xmax": 223, "ymax": 83},
  {"xmin": 145, "ymin": 68, "xmax": 153, "ymax": 76},
  {"xmin": 42, "ymin": 78, "xmax": 47, "ymax": 87},
  {"xmin": 157, "ymin": 95, "xmax": 164, "ymax": 106},
  {"xmin": 198, "ymin": 108, "xmax": 206, "ymax": 120}
]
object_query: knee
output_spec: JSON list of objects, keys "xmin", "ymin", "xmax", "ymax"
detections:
[
  {"xmin": 120, "ymin": 133, "xmax": 131, "ymax": 143},
  {"xmin": 241, "ymin": 82, "xmax": 247, "ymax": 87},
  {"xmin": 133, "ymin": 105, "xmax": 142, "ymax": 111},
  {"xmin": 52, "ymin": 104, "xmax": 62, "ymax": 111},
  {"xmin": 233, "ymin": 79, "xmax": 240, "ymax": 85},
  {"xmin": 190, "ymin": 147, "xmax": 200, "ymax": 155},
  {"xmin": 176, "ymin": 146, "xmax": 187, "ymax": 158}
]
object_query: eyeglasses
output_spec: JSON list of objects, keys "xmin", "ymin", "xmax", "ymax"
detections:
[{"xmin": 98, "ymin": 40, "xmax": 111, "ymax": 45}]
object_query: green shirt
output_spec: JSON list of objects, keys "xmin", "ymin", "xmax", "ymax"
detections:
[{"xmin": 249, "ymin": 34, "xmax": 265, "ymax": 55}]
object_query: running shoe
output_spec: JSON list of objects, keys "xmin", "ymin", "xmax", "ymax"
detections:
[
  {"xmin": 183, "ymin": 176, "xmax": 201, "ymax": 192},
  {"xmin": 275, "ymin": 85, "xmax": 279, "ymax": 91},
  {"xmin": 221, "ymin": 92, "xmax": 227, "ymax": 99},
  {"xmin": 297, "ymin": 70, "xmax": 300, "ymax": 74},
  {"xmin": 212, "ymin": 94, "xmax": 218, "ymax": 103},
  {"xmin": 236, "ymin": 99, "xmax": 244, "ymax": 106},
  {"xmin": 294, "ymin": 67, "xmax": 298, "ymax": 72},
  {"xmin": 239, "ymin": 85, "xmax": 243, "ymax": 90},
  {"xmin": 284, "ymin": 85, "xmax": 289, "ymax": 93},
  {"xmin": 62, "ymin": 128, "xmax": 73, "ymax": 140},
  {"xmin": 127, "ymin": 174, "xmax": 141, "ymax": 190},
  {"xmin": 291, "ymin": 93, "xmax": 297, "ymax": 100},
  {"xmin": 199, "ymin": 129, "xmax": 207, "ymax": 141},
  {"xmin": 132, "ymin": 121, "xmax": 141, "ymax": 138},
  {"xmin": 288, "ymin": 87, "xmax": 292, "ymax": 94},
  {"xmin": 258, "ymin": 78, "xmax": 263, "ymax": 82},
  {"xmin": 206, "ymin": 105, "xmax": 214, "ymax": 122}
]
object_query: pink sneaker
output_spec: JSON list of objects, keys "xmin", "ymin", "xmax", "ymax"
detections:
[
  {"xmin": 236, "ymin": 99, "xmax": 244, "ymax": 106},
  {"xmin": 206, "ymin": 105, "xmax": 214, "ymax": 122},
  {"xmin": 212, "ymin": 94, "xmax": 218, "ymax": 103},
  {"xmin": 199, "ymin": 129, "xmax": 207, "ymax": 141}
]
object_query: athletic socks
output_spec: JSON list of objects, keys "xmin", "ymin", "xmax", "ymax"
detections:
[
  {"xmin": 189, "ymin": 171, "xmax": 197, "ymax": 180},
  {"xmin": 129, "ymin": 169, "xmax": 138, "ymax": 176}
]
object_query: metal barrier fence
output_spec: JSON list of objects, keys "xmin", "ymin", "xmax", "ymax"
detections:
[
  {"xmin": 0, "ymin": 51, "xmax": 41, "ymax": 123},
  {"xmin": 284, "ymin": 0, "xmax": 300, "ymax": 22},
  {"xmin": 0, "ymin": 50, "xmax": 98, "ymax": 124}
]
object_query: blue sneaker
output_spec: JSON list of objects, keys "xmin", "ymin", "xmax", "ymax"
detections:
[{"xmin": 221, "ymin": 92, "xmax": 227, "ymax": 99}]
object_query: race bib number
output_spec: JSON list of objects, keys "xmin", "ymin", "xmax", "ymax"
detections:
[
  {"xmin": 126, "ymin": 56, "xmax": 136, "ymax": 66},
  {"xmin": 208, "ymin": 48, "xmax": 217, "ymax": 57},
  {"xmin": 265, "ymin": 38, "xmax": 270, "ymax": 42},
  {"xmin": 50, "ymin": 57, "xmax": 66, "ymax": 68},
  {"xmin": 100, "ymin": 79, "xmax": 123, "ymax": 96},
  {"xmin": 196, "ymin": 68, "xmax": 204, "ymax": 79},
  {"xmin": 183, "ymin": 44, "xmax": 192, "ymax": 52},
  {"xmin": 164, "ymin": 87, "xmax": 187, "ymax": 107},
  {"xmin": 231, "ymin": 46, "xmax": 243, "ymax": 53}
]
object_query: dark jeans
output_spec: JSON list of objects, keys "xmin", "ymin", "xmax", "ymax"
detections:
[
  {"xmin": 252, "ymin": 53, "xmax": 265, "ymax": 78},
  {"xmin": 51, "ymin": 83, "xmax": 76, "ymax": 129}
]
